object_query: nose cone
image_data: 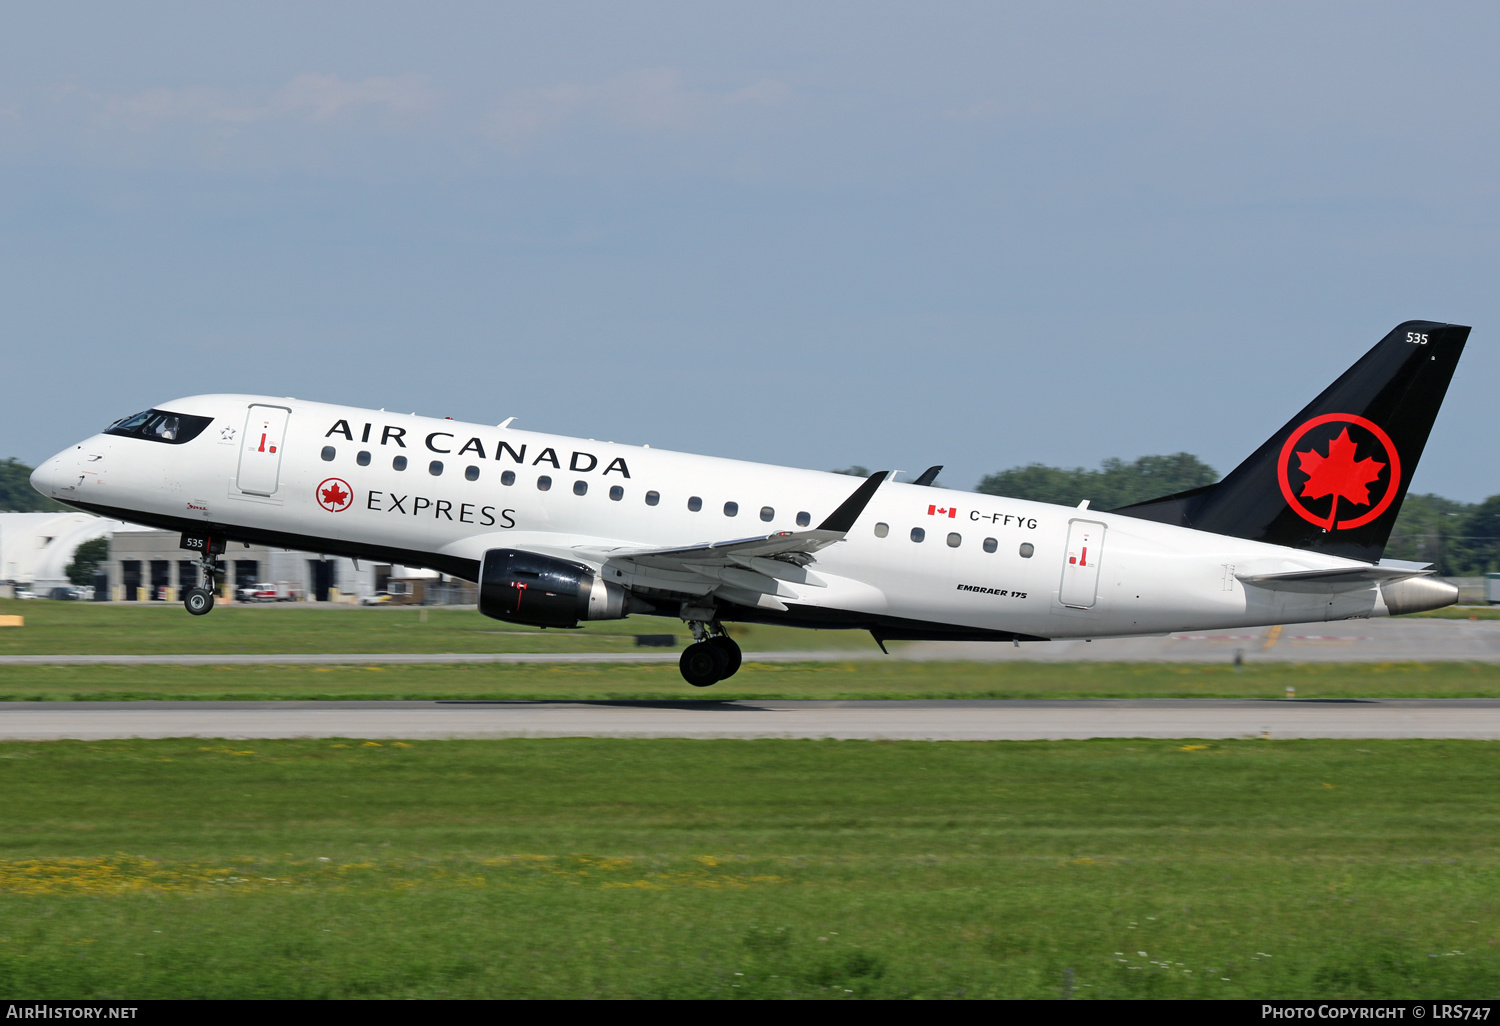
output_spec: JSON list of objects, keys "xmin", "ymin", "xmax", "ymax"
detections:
[
  {"xmin": 30, "ymin": 450, "xmax": 73, "ymax": 501},
  {"xmin": 30, "ymin": 457, "xmax": 57, "ymax": 499}
]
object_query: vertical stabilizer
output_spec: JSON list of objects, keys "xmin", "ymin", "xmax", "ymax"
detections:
[{"xmin": 1113, "ymin": 320, "xmax": 1469, "ymax": 562}]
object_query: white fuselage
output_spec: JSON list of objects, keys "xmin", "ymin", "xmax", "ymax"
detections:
[{"xmin": 33, "ymin": 394, "xmax": 1399, "ymax": 638}]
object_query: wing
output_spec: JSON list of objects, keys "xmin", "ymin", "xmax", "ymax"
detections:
[{"xmin": 572, "ymin": 470, "xmax": 889, "ymax": 612}]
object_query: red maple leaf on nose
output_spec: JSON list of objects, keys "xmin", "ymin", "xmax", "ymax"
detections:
[
  {"xmin": 321, "ymin": 482, "xmax": 349, "ymax": 507},
  {"xmin": 1296, "ymin": 427, "xmax": 1385, "ymax": 528}
]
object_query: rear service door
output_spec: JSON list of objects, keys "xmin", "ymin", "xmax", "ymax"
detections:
[
  {"xmin": 1059, "ymin": 519, "xmax": 1105, "ymax": 609},
  {"xmin": 236, "ymin": 405, "xmax": 291, "ymax": 496}
]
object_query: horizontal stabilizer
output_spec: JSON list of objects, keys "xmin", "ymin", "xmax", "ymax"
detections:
[{"xmin": 1236, "ymin": 564, "xmax": 1433, "ymax": 590}]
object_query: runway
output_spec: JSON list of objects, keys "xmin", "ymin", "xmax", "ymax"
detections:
[{"xmin": 5, "ymin": 698, "xmax": 1500, "ymax": 741}]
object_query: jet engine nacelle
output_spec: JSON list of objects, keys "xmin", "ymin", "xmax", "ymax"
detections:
[{"xmin": 478, "ymin": 548, "xmax": 632, "ymax": 629}]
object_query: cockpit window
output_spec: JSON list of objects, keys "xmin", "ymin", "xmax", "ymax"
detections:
[{"xmin": 104, "ymin": 409, "xmax": 213, "ymax": 445}]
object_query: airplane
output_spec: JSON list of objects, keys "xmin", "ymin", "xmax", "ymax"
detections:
[{"xmin": 30, "ymin": 320, "xmax": 1468, "ymax": 687}]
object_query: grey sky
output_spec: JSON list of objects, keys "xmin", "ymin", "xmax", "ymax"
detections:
[{"xmin": 3, "ymin": 2, "xmax": 1496, "ymax": 500}]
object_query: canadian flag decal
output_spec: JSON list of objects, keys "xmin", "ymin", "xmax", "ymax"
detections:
[{"xmin": 927, "ymin": 505, "xmax": 957, "ymax": 518}]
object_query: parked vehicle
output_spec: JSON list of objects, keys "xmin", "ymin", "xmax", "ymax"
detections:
[
  {"xmin": 14, "ymin": 588, "xmax": 36, "ymax": 600},
  {"xmin": 246, "ymin": 581, "xmax": 305, "ymax": 602},
  {"xmin": 360, "ymin": 592, "xmax": 393, "ymax": 606},
  {"xmin": 47, "ymin": 587, "xmax": 80, "ymax": 601}
]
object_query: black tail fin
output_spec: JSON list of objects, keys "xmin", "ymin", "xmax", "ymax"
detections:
[{"xmin": 1113, "ymin": 320, "xmax": 1469, "ymax": 562}]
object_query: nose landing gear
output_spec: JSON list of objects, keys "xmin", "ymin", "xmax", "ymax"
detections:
[
  {"xmin": 183, "ymin": 554, "xmax": 220, "ymax": 616},
  {"xmin": 679, "ymin": 620, "xmax": 742, "ymax": 687},
  {"xmin": 180, "ymin": 533, "xmax": 226, "ymax": 616}
]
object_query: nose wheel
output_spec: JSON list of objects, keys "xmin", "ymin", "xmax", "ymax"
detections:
[{"xmin": 678, "ymin": 621, "xmax": 742, "ymax": 687}]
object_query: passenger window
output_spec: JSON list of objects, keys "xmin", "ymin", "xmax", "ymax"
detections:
[
  {"xmin": 983, "ymin": 537, "xmax": 998, "ymax": 553},
  {"xmin": 429, "ymin": 461, "xmax": 443, "ymax": 476},
  {"xmin": 874, "ymin": 522, "xmax": 889, "ymax": 538},
  {"xmin": 465, "ymin": 466, "xmax": 480, "ymax": 482},
  {"xmin": 501, "ymin": 470, "xmax": 515, "ymax": 486},
  {"xmin": 393, "ymin": 456, "xmax": 408, "ymax": 471},
  {"xmin": 537, "ymin": 476, "xmax": 552, "ymax": 491},
  {"xmin": 947, "ymin": 532, "xmax": 962, "ymax": 548},
  {"xmin": 796, "ymin": 511, "xmax": 810, "ymax": 527},
  {"xmin": 911, "ymin": 527, "xmax": 925, "ymax": 543},
  {"xmin": 574, "ymin": 481, "xmax": 588, "ymax": 496},
  {"xmin": 1019, "ymin": 542, "xmax": 1035, "ymax": 558},
  {"xmin": 688, "ymin": 496, "xmax": 702, "ymax": 512},
  {"xmin": 723, "ymin": 501, "xmax": 738, "ymax": 517},
  {"xmin": 610, "ymin": 486, "xmax": 624, "ymax": 501},
  {"xmin": 320, "ymin": 446, "xmax": 336, "ymax": 462},
  {"xmin": 645, "ymin": 490, "xmax": 660, "ymax": 506},
  {"xmin": 760, "ymin": 506, "xmax": 774, "ymax": 522},
  {"xmin": 356, "ymin": 451, "xmax": 371, "ymax": 467}
]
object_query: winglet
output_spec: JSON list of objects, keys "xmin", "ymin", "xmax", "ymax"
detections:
[
  {"xmin": 819, "ymin": 470, "xmax": 889, "ymax": 532},
  {"xmin": 912, "ymin": 465, "xmax": 942, "ymax": 487}
]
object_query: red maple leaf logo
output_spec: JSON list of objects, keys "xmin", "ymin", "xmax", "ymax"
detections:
[
  {"xmin": 1294, "ymin": 427, "xmax": 1385, "ymax": 529},
  {"xmin": 320, "ymin": 481, "xmax": 349, "ymax": 508}
]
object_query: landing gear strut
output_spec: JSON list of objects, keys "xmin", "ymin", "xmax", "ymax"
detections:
[{"xmin": 679, "ymin": 620, "xmax": 741, "ymax": 687}]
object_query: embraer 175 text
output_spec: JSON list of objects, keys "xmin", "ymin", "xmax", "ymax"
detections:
[{"xmin": 32, "ymin": 321, "xmax": 1469, "ymax": 686}]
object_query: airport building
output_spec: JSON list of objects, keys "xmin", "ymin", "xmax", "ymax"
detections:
[
  {"xmin": 101, "ymin": 528, "xmax": 462, "ymax": 604},
  {"xmin": 0, "ymin": 512, "xmax": 468, "ymax": 604}
]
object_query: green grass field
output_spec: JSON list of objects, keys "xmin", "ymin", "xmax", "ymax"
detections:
[
  {"xmin": 5, "ymin": 604, "xmax": 1498, "ymax": 999},
  {"xmin": 1, "ymin": 660, "xmax": 1499, "ymax": 702},
  {"xmin": 2, "ymin": 737, "xmax": 1498, "ymax": 999}
]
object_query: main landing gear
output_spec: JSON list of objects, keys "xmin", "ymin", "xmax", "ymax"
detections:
[{"xmin": 679, "ymin": 621, "xmax": 742, "ymax": 687}]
